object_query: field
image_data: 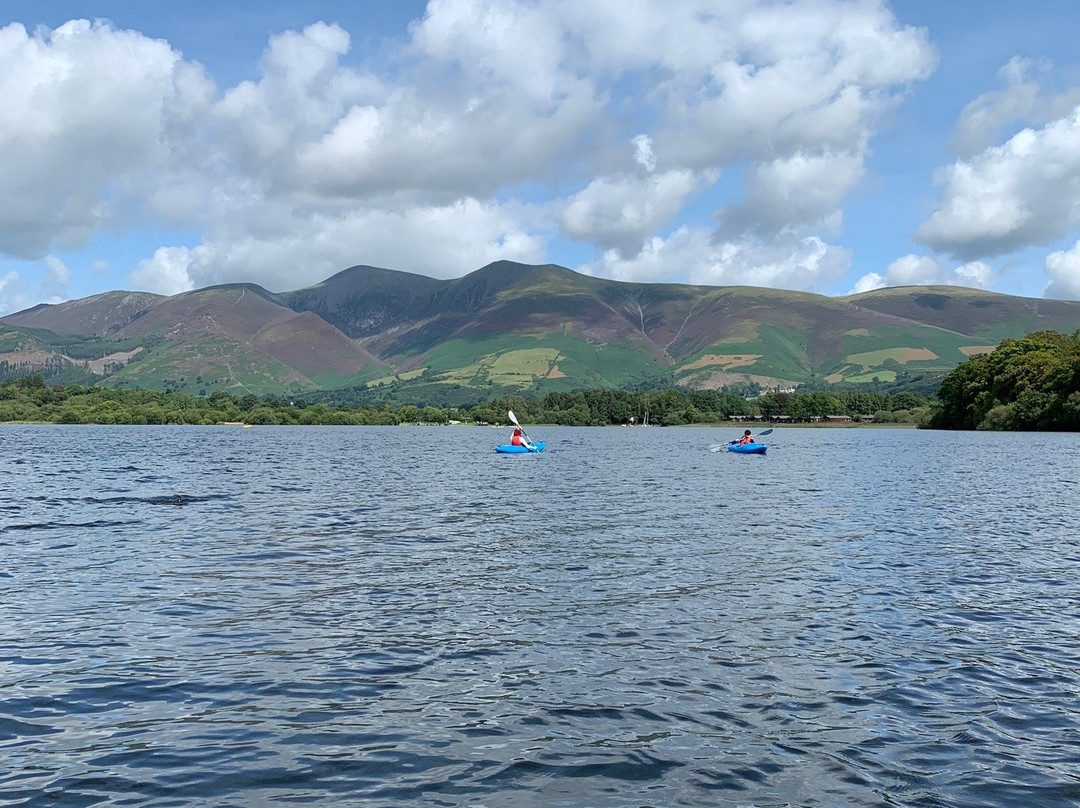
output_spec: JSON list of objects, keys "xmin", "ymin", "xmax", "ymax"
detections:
[
  {"xmin": 418, "ymin": 335, "xmax": 663, "ymax": 392},
  {"xmin": 845, "ymin": 347, "xmax": 939, "ymax": 369}
]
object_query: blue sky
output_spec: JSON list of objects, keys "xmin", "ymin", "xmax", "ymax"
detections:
[{"xmin": 4, "ymin": 0, "xmax": 1080, "ymax": 315}]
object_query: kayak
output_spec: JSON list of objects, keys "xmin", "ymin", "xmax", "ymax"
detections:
[
  {"xmin": 495, "ymin": 441, "xmax": 546, "ymax": 454},
  {"xmin": 496, "ymin": 442, "xmax": 548, "ymax": 453},
  {"xmin": 728, "ymin": 442, "xmax": 767, "ymax": 454}
]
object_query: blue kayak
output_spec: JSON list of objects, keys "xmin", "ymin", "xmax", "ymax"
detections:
[
  {"xmin": 495, "ymin": 441, "xmax": 546, "ymax": 454},
  {"xmin": 728, "ymin": 442, "xmax": 767, "ymax": 454}
]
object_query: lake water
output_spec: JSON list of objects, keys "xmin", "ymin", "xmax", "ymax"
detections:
[{"xmin": 2, "ymin": 424, "xmax": 1079, "ymax": 807}]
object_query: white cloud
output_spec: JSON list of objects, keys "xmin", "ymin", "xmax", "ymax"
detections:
[
  {"xmin": 127, "ymin": 198, "xmax": 547, "ymax": 293},
  {"xmin": 1044, "ymin": 240, "xmax": 1080, "ymax": 300},
  {"xmin": 2, "ymin": 3, "xmax": 939, "ymax": 297},
  {"xmin": 849, "ymin": 254, "xmax": 993, "ymax": 293},
  {"xmin": 649, "ymin": 1, "xmax": 936, "ymax": 169},
  {"xmin": 918, "ymin": 105, "xmax": 1080, "ymax": 260},
  {"xmin": 955, "ymin": 260, "xmax": 993, "ymax": 288},
  {"xmin": 39, "ymin": 256, "xmax": 72, "ymax": 302},
  {"xmin": 0, "ymin": 270, "xmax": 30, "ymax": 315},
  {"xmin": 882, "ymin": 254, "xmax": 944, "ymax": 285},
  {"xmin": 850, "ymin": 272, "xmax": 886, "ymax": 293},
  {"xmin": 718, "ymin": 148, "xmax": 865, "ymax": 238},
  {"xmin": 952, "ymin": 58, "xmax": 1044, "ymax": 158},
  {"xmin": 579, "ymin": 226, "xmax": 851, "ymax": 291},
  {"xmin": 0, "ymin": 20, "xmax": 214, "ymax": 258},
  {"xmin": 410, "ymin": 0, "xmax": 570, "ymax": 104},
  {"xmin": 952, "ymin": 57, "xmax": 1080, "ymax": 158},
  {"xmin": 633, "ymin": 134, "xmax": 656, "ymax": 172},
  {"xmin": 560, "ymin": 170, "xmax": 700, "ymax": 254},
  {"xmin": 130, "ymin": 247, "xmax": 198, "ymax": 296},
  {"xmin": 213, "ymin": 23, "xmax": 391, "ymax": 187},
  {"xmin": 292, "ymin": 85, "xmax": 602, "ymax": 199}
]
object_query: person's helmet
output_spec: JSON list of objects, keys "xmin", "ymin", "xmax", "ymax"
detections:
[{"xmin": 744, "ymin": 429, "xmax": 752, "ymax": 435}]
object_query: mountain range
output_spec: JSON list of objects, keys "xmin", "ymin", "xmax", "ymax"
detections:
[{"xmin": 3, "ymin": 261, "xmax": 1080, "ymax": 402}]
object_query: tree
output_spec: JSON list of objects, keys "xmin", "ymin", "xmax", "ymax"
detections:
[
  {"xmin": 928, "ymin": 330, "xmax": 1080, "ymax": 430},
  {"xmin": 787, "ymin": 391, "xmax": 841, "ymax": 420}
]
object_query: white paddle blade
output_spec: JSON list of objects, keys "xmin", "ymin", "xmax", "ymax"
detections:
[{"xmin": 508, "ymin": 409, "xmax": 520, "ymax": 426}]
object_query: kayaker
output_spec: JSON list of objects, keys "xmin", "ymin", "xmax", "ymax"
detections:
[
  {"xmin": 736, "ymin": 429, "xmax": 755, "ymax": 445},
  {"xmin": 510, "ymin": 426, "xmax": 534, "ymax": 449}
]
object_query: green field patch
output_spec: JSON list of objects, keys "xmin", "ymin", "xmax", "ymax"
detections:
[
  {"xmin": 308, "ymin": 366, "xmax": 387, "ymax": 390},
  {"xmin": 846, "ymin": 370, "xmax": 898, "ymax": 383},
  {"xmin": 682, "ymin": 353, "xmax": 761, "ymax": 371},
  {"xmin": 681, "ymin": 324, "xmax": 810, "ymax": 384},
  {"xmin": 413, "ymin": 335, "xmax": 663, "ymax": 392},
  {"xmin": 366, "ymin": 368, "xmax": 427, "ymax": 387},
  {"xmin": 436, "ymin": 367, "xmax": 483, "ymax": 383},
  {"xmin": 430, "ymin": 348, "xmax": 562, "ymax": 389},
  {"xmin": 490, "ymin": 348, "xmax": 561, "ymax": 377},
  {"xmin": 845, "ymin": 347, "xmax": 939, "ymax": 368},
  {"xmin": 714, "ymin": 320, "xmax": 762, "ymax": 343},
  {"xmin": 826, "ymin": 326, "xmax": 973, "ymax": 380}
]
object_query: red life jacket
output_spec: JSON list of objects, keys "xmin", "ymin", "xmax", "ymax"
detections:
[{"xmin": 511, "ymin": 429, "xmax": 525, "ymax": 446}]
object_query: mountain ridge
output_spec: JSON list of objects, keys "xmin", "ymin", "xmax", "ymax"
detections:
[{"xmin": 3, "ymin": 261, "xmax": 1079, "ymax": 400}]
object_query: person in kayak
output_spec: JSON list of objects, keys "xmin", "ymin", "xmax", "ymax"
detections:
[
  {"xmin": 735, "ymin": 429, "xmax": 755, "ymax": 445},
  {"xmin": 510, "ymin": 426, "xmax": 535, "ymax": 449}
]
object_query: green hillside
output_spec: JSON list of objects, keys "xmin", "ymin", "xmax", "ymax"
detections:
[{"xmin": 3, "ymin": 263, "xmax": 1080, "ymax": 399}]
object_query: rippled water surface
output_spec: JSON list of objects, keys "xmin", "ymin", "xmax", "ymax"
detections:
[{"xmin": 3, "ymin": 424, "xmax": 1080, "ymax": 807}]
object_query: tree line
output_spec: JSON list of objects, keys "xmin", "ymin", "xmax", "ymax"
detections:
[
  {"xmin": 0, "ymin": 375, "xmax": 928, "ymax": 426},
  {"xmin": 926, "ymin": 330, "xmax": 1080, "ymax": 430},
  {"xmin": 5, "ymin": 331, "xmax": 1076, "ymax": 430}
]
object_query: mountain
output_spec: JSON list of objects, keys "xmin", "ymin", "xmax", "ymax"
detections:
[{"xmin": 3, "ymin": 261, "xmax": 1080, "ymax": 400}]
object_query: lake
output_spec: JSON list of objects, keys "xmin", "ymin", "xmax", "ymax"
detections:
[{"xmin": 2, "ymin": 425, "xmax": 1079, "ymax": 807}]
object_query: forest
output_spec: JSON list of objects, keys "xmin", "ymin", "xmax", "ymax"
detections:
[
  {"xmin": 0, "ymin": 375, "xmax": 929, "ymax": 427},
  {"xmin": 927, "ymin": 330, "xmax": 1080, "ymax": 430}
]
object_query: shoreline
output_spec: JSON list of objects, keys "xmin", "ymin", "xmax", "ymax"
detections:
[{"xmin": 0, "ymin": 420, "xmax": 922, "ymax": 428}]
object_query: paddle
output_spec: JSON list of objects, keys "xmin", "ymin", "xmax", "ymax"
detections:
[
  {"xmin": 709, "ymin": 428, "xmax": 773, "ymax": 452},
  {"xmin": 507, "ymin": 409, "xmax": 536, "ymax": 450}
]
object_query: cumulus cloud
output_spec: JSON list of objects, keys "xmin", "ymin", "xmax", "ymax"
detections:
[
  {"xmin": 952, "ymin": 57, "xmax": 1080, "ymax": 158},
  {"xmin": 579, "ymin": 226, "xmax": 851, "ymax": 291},
  {"xmin": 718, "ymin": 148, "xmax": 865, "ymax": 239},
  {"xmin": 0, "ymin": 19, "xmax": 214, "ymax": 258},
  {"xmin": 0, "ymin": 270, "xmax": 29, "ymax": 316},
  {"xmin": 850, "ymin": 272, "xmax": 886, "ymax": 294},
  {"xmin": 560, "ymin": 169, "xmax": 700, "ymax": 254},
  {"xmin": 919, "ymin": 100, "xmax": 1080, "ymax": 261},
  {"xmin": 633, "ymin": 135, "xmax": 656, "ymax": 172},
  {"xmin": 1, "ymin": 2, "xmax": 939, "ymax": 297},
  {"xmin": 128, "ymin": 198, "xmax": 547, "ymax": 293},
  {"xmin": 649, "ymin": 1, "xmax": 936, "ymax": 168},
  {"xmin": 850, "ymin": 254, "xmax": 993, "ymax": 293},
  {"xmin": 1044, "ymin": 240, "xmax": 1080, "ymax": 300},
  {"xmin": 40, "ymin": 256, "xmax": 72, "ymax": 301},
  {"xmin": 410, "ymin": 0, "xmax": 570, "ymax": 104},
  {"xmin": 130, "ymin": 247, "xmax": 198, "ymax": 296}
]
